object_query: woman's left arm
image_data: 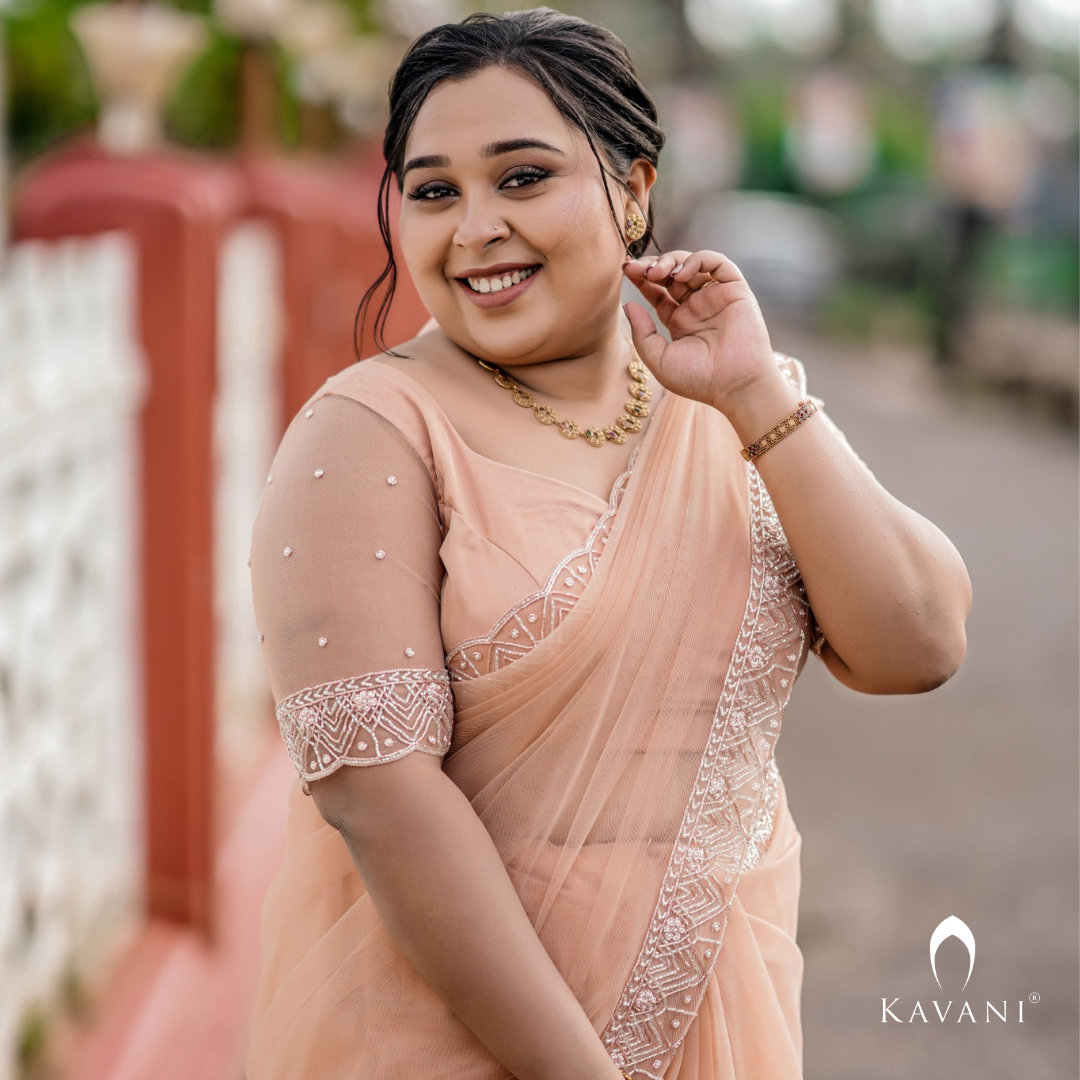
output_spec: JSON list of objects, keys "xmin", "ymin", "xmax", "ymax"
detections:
[{"xmin": 624, "ymin": 250, "xmax": 972, "ymax": 695}]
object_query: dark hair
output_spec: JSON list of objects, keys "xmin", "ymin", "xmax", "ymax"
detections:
[{"xmin": 355, "ymin": 7, "xmax": 665, "ymax": 356}]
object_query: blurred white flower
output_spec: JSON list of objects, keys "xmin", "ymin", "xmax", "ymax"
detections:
[
  {"xmin": 684, "ymin": 0, "xmax": 841, "ymax": 56},
  {"xmin": 378, "ymin": 0, "xmax": 462, "ymax": 40},
  {"xmin": 276, "ymin": 0, "xmax": 354, "ymax": 60},
  {"xmin": 1013, "ymin": 0, "xmax": 1080, "ymax": 52},
  {"xmin": 870, "ymin": 0, "xmax": 1003, "ymax": 62},
  {"xmin": 216, "ymin": 0, "xmax": 297, "ymax": 39}
]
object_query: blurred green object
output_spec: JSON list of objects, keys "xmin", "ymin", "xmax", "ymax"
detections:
[
  {"xmin": 736, "ymin": 74, "xmax": 795, "ymax": 194},
  {"xmin": 874, "ymin": 86, "xmax": 930, "ymax": 180},
  {"xmin": 165, "ymin": 26, "xmax": 243, "ymax": 149},
  {"xmin": 3, "ymin": 0, "xmax": 97, "ymax": 164},
  {"xmin": 978, "ymin": 231, "xmax": 1080, "ymax": 318},
  {"xmin": 820, "ymin": 279, "xmax": 935, "ymax": 346}
]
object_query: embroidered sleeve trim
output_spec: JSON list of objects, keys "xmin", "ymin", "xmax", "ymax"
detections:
[
  {"xmin": 445, "ymin": 445, "xmax": 641, "ymax": 681},
  {"xmin": 601, "ymin": 469, "xmax": 810, "ymax": 1079},
  {"xmin": 275, "ymin": 668, "xmax": 454, "ymax": 786}
]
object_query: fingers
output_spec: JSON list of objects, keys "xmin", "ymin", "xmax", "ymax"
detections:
[
  {"xmin": 669, "ymin": 250, "xmax": 744, "ymax": 285},
  {"xmin": 624, "ymin": 250, "xmax": 745, "ymax": 295},
  {"xmin": 633, "ymin": 276, "xmax": 680, "ymax": 327},
  {"xmin": 622, "ymin": 301, "xmax": 666, "ymax": 373}
]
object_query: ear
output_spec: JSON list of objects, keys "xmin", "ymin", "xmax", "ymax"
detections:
[{"xmin": 623, "ymin": 158, "xmax": 657, "ymax": 219}]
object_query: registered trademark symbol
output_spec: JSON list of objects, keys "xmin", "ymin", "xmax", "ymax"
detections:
[{"xmin": 1029, "ymin": 992, "xmax": 1040, "ymax": 1004}]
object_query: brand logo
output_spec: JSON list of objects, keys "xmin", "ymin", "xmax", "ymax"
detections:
[
  {"xmin": 929, "ymin": 915, "xmax": 975, "ymax": 990},
  {"xmin": 879, "ymin": 916, "xmax": 1040, "ymax": 1025}
]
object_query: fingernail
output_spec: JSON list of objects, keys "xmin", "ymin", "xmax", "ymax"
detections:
[{"xmin": 673, "ymin": 263, "xmax": 684, "ymax": 275}]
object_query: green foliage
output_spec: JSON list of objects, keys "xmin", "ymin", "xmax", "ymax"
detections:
[
  {"xmin": 15, "ymin": 1003, "xmax": 48, "ymax": 1078},
  {"xmin": 820, "ymin": 279, "xmax": 935, "ymax": 346},
  {"xmin": 165, "ymin": 28, "xmax": 242, "ymax": 149},
  {"xmin": 978, "ymin": 231, "xmax": 1080, "ymax": 317},
  {"xmin": 735, "ymin": 75, "xmax": 795, "ymax": 193},
  {"xmin": 3, "ymin": 0, "xmax": 97, "ymax": 164},
  {"xmin": 874, "ymin": 87, "xmax": 930, "ymax": 179}
]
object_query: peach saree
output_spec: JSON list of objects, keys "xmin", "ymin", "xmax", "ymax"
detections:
[{"xmin": 247, "ymin": 352, "xmax": 812, "ymax": 1080}]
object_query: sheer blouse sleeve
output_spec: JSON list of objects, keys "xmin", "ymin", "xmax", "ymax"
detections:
[{"xmin": 250, "ymin": 392, "xmax": 451, "ymax": 792}]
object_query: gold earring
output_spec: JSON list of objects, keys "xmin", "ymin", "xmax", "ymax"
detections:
[{"xmin": 624, "ymin": 212, "xmax": 647, "ymax": 243}]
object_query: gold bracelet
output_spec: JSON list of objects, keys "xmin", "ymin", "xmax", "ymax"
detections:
[{"xmin": 740, "ymin": 400, "xmax": 817, "ymax": 462}]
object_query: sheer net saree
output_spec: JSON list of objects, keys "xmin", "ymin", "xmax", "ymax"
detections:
[{"xmin": 248, "ymin": 356, "xmax": 812, "ymax": 1080}]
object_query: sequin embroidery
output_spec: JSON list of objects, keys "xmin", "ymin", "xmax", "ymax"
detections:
[
  {"xmin": 445, "ymin": 443, "xmax": 642, "ymax": 679},
  {"xmin": 276, "ymin": 668, "xmax": 454, "ymax": 789},
  {"xmin": 602, "ymin": 467, "xmax": 809, "ymax": 1079}
]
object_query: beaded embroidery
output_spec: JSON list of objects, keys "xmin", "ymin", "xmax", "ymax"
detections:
[
  {"xmin": 602, "ymin": 468, "xmax": 810, "ymax": 1079},
  {"xmin": 275, "ymin": 668, "xmax": 453, "ymax": 789},
  {"xmin": 445, "ymin": 443, "xmax": 642, "ymax": 680}
]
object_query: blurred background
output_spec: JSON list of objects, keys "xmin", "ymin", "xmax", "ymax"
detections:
[{"xmin": 0, "ymin": 1, "xmax": 1075, "ymax": 1078}]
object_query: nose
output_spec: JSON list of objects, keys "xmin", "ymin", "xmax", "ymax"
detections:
[{"xmin": 452, "ymin": 192, "xmax": 510, "ymax": 252}]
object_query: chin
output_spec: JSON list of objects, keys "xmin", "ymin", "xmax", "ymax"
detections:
[{"xmin": 454, "ymin": 307, "xmax": 557, "ymax": 363}]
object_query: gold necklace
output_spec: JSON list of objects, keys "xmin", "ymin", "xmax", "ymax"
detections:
[{"xmin": 476, "ymin": 340, "xmax": 652, "ymax": 448}]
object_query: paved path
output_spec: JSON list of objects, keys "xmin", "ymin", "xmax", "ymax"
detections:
[{"xmin": 768, "ymin": 328, "xmax": 1078, "ymax": 1080}]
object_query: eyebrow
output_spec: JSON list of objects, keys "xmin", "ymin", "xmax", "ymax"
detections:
[
  {"xmin": 402, "ymin": 139, "xmax": 566, "ymax": 176},
  {"xmin": 482, "ymin": 138, "xmax": 566, "ymax": 158}
]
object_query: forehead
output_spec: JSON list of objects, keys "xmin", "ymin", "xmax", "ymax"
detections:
[{"xmin": 405, "ymin": 66, "xmax": 578, "ymax": 159}]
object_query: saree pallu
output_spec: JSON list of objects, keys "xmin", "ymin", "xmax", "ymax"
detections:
[{"xmin": 247, "ymin": 386, "xmax": 810, "ymax": 1080}]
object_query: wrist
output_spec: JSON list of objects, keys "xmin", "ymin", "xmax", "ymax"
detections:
[{"xmin": 710, "ymin": 368, "xmax": 802, "ymax": 447}]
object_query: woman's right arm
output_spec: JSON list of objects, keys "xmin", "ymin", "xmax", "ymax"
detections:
[
  {"xmin": 311, "ymin": 754, "xmax": 623, "ymax": 1080},
  {"xmin": 251, "ymin": 390, "xmax": 621, "ymax": 1080}
]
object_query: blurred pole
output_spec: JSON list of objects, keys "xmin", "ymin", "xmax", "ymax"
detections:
[
  {"xmin": 239, "ymin": 42, "xmax": 281, "ymax": 155},
  {"xmin": 14, "ymin": 151, "xmax": 247, "ymax": 937},
  {"xmin": 933, "ymin": 203, "xmax": 992, "ymax": 365}
]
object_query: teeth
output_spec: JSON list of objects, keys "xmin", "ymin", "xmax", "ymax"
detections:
[{"xmin": 465, "ymin": 266, "xmax": 538, "ymax": 293}]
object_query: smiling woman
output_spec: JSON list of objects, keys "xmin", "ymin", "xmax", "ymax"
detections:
[{"xmin": 245, "ymin": 9, "xmax": 971, "ymax": 1080}]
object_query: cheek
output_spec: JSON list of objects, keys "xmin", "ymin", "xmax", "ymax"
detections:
[
  {"xmin": 533, "ymin": 189, "xmax": 625, "ymax": 296},
  {"xmin": 398, "ymin": 210, "xmax": 450, "ymax": 280}
]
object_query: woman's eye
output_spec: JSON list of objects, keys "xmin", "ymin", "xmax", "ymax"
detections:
[
  {"xmin": 502, "ymin": 168, "xmax": 551, "ymax": 189},
  {"xmin": 409, "ymin": 182, "xmax": 456, "ymax": 201}
]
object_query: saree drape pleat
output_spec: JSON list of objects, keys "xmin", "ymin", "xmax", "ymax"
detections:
[{"xmin": 247, "ymin": 386, "xmax": 810, "ymax": 1080}]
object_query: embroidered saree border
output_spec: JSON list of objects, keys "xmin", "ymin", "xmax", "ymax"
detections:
[{"xmin": 601, "ymin": 468, "xmax": 810, "ymax": 1079}]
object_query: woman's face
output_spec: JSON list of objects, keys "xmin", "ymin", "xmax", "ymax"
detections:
[{"xmin": 397, "ymin": 65, "xmax": 654, "ymax": 367}]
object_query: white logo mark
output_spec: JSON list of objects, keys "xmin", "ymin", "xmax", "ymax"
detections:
[{"xmin": 930, "ymin": 915, "xmax": 976, "ymax": 990}]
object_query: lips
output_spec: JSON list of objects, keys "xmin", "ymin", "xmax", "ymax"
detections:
[
  {"xmin": 454, "ymin": 263, "xmax": 542, "ymax": 309},
  {"xmin": 461, "ymin": 265, "xmax": 540, "ymax": 294}
]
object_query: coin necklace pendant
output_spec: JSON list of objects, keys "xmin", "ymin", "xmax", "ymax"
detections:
[{"xmin": 476, "ymin": 340, "xmax": 652, "ymax": 448}]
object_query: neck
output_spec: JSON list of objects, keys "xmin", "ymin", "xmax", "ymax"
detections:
[{"xmin": 463, "ymin": 322, "xmax": 637, "ymax": 408}]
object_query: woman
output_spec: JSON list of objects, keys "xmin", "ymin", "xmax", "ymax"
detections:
[{"xmin": 246, "ymin": 10, "xmax": 971, "ymax": 1080}]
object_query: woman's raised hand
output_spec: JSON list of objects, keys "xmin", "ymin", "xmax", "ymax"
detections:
[{"xmin": 622, "ymin": 250, "xmax": 790, "ymax": 424}]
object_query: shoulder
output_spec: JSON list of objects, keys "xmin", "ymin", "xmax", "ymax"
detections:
[{"xmin": 295, "ymin": 355, "xmax": 446, "ymax": 485}]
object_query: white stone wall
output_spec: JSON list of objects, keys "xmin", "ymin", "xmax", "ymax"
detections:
[
  {"xmin": 0, "ymin": 234, "xmax": 145, "ymax": 1079},
  {"xmin": 214, "ymin": 222, "xmax": 283, "ymax": 770}
]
